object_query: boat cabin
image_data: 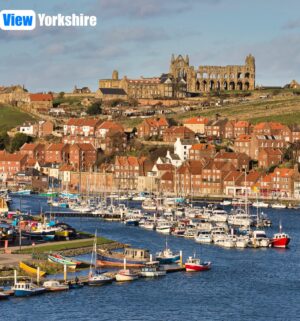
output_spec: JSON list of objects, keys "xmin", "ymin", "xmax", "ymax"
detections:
[
  {"xmin": 14, "ymin": 282, "xmax": 32, "ymax": 290},
  {"xmin": 124, "ymin": 248, "xmax": 150, "ymax": 259}
]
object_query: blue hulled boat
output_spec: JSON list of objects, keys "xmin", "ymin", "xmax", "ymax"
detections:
[{"xmin": 12, "ymin": 281, "xmax": 45, "ymax": 297}]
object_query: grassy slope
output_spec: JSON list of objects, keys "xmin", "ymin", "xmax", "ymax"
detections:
[
  {"xmin": 174, "ymin": 96, "xmax": 300, "ymax": 125},
  {"xmin": 0, "ymin": 104, "xmax": 35, "ymax": 131},
  {"xmin": 13, "ymin": 237, "xmax": 113, "ymax": 254}
]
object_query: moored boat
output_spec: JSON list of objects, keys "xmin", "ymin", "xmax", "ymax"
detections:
[
  {"xmin": 12, "ymin": 281, "xmax": 46, "ymax": 297},
  {"xmin": 115, "ymin": 259, "xmax": 139, "ymax": 282},
  {"xmin": 97, "ymin": 248, "xmax": 150, "ymax": 267},
  {"xmin": 140, "ymin": 261, "xmax": 166, "ymax": 277},
  {"xmin": 19, "ymin": 261, "xmax": 46, "ymax": 278},
  {"xmin": 185, "ymin": 256, "xmax": 211, "ymax": 272},
  {"xmin": 43, "ymin": 280, "xmax": 69, "ymax": 292},
  {"xmin": 48, "ymin": 253, "xmax": 81, "ymax": 269},
  {"xmin": 270, "ymin": 232, "xmax": 290, "ymax": 248},
  {"xmin": 155, "ymin": 239, "xmax": 180, "ymax": 265}
]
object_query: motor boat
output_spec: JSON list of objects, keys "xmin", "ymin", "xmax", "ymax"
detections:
[
  {"xmin": 140, "ymin": 261, "xmax": 166, "ymax": 277},
  {"xmin": 185, "ymin": 256, "xmax": 211, "ymax": 272},
  {"xmin": 43, "ymin": 280, "xmax": 69, "ymax": 292},
  {"xmin": 194, "ymin": 230, "xmax": 212, "ymax": 244}
]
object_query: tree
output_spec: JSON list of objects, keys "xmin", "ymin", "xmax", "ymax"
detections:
[
  {"xmin": 0, "ymin": 132, "xmax": 10, "ymax": 150},
  {"xmin": 58, "ymin": 91, "xmax": 65, "ymax": 98},
  {"xmin": 10, "ymin": 133, "xmax": 33, "ymax": 152},
  {"xmin": 87, "ymin": 101, "xmax": 102, "ymax": 115}
]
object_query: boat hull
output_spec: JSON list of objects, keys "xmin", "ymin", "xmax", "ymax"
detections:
[
  {"xmin": 19, "ymin": 262, "xmax": 46, "ymax": 278},
  {"xmin": 140, "ymin": 271, "xmax": 166, "ymax": 277},
  {"xmin": 115, "ymin": 273, "xmax": 139, "ymax": 282},
  {"xmin": 14, "ymin": 288, "xmax": 45, "ymax": 297},
  {"xmin": 185, "ymin": 262, "xmax": 211, "ymax": 272},
  {"xmin": 156, "ymin": 255, "xmax": 180, "ymax": 265},
  {"xmin": 271, "ymin": 237, "xmax": 290, "ymax": 248},
  {"xmin": 97, "ymin": 253, "xmax": 147, "ymax": 268}
]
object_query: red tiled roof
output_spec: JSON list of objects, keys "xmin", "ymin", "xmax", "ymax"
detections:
[
  {"xmin": 30, "ymin": 93, "xmax": 53, "ymax": 102},
  {"xmin": 190, "ymin": 143, "xmax": 214, "ymax": 151},
  {"xmin": 235, "ymin": 121, "xmax": 250, "ymax": 128},
  {"xmin": 47, "ymin": 143, "xmax": 67, "ymax": 151},
  {"xmin": 0, "ymin": 153, "xmax": 26, "ymax": 162},
  {"xmin": 98, "ymin": 121, "xmax": 124, "ymax": 131},
  {"xmin": 66, "ymin": 118, "xmax": 101, "ymax": 127},
  {"xmin": 21, "ymin": 143, "xmax": 43, "ymax": 151},
  {"xmin": 184, "ymin": 117, "xmax": 209, "ymax": 125}
]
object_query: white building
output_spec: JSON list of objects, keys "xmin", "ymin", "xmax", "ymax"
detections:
[{"xmin": 174, "ymin": 138, "xmax": 198, "ymax": 161}]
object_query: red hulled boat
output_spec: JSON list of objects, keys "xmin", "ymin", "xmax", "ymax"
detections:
[
  {"xmin": 270, "ymin": 232, "xmax": 290, "ymax": 248},
  {"xmin": 185, "ymin": 256, "xmax": 211, "ymax": 272},
  {"xmin": 270, "ymin": 223, "xmax": 290, "ymax": 248}
]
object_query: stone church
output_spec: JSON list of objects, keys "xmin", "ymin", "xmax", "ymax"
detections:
[{"xmin": 97, "ymin": 54, "xmax": 255, "ymax": 100}]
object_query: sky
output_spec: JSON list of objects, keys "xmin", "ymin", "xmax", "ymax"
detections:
[{"xmin": 0, "ymin": 0, "xmax": 299, "ymax": 92}]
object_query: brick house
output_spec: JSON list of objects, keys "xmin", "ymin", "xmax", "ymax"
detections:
[
  {"xmin": 258, "ymin": 167, "xmax": 298, "ymax": 198},
  {"xmin": 114, "ymin": 156, "xmax": 153, "ymax": 190},
  {"xmin": 163, "ymin": 126, "xmax": 195, "ymax": 143},
  {"xmin": 214, "ymin": 151, "xmax": 251, "ymax": 171},
  {"xmin": 224, "ymin": 120, "xmax": 235, "ymax": 139},
  {"xmin": 160, "ymin": 171, "xmax": 174, "ymax": 194},
  {"xmin": 183, "ymin": 117, "xmax": 209, "ymax": 134},
  {"xmin": 289, "ymin": 125, "xmax": 300, "ymax": 142},
  {"xmin": 0, "ymin": 152, "xmax": 27, "ymax": 180},
  {"xmin": 29, "ymin": 93, "xmax": 53, "ymax": 110},
  {"xmin": 38, "ymin": 120, "xmax": 54, "ymax": 137},
  {"xmin": 201, "ymin": 160, "xmax": 236, "ymax": 195},
  {"xmin": 20, "ymin": 143, "xmax": 45, "ymax": 163},
  {"xmin": 95, "ymin": 121, "xmax": 124, "ymax": 139},
  {"xmin": 63, "ymin": 118, "xmax": 102, "ymax": 137},
  {"xmin": 223, "ymin": 170, "xmax": 244, "ymax": 195},
  {"xmin": 175, "ymin": 160, "xmax": 203, "ymax": 196},
  {"xmin": 250, "ymin": 135, "xmax": 287, "ymax": 160},
  {"xmin": 253, "ymin": 122, "xmax": 285, "ymax": 136},
  {"xmin": 188, "ymin": 143, "xmax": 216, "ymax": 160},
  {"xmin": 258, "ymin": 148, "xmax": 283, "ymax": 169},
  {"xmin": 15, "ymin": 168, "xmax": 49, "ymax": 191},
  {"xmin": 137, "ymin": 117, "xmax": 169, "ymax": 139},
  {"xmin": 69, "ymin": 143, "xmax": 97, "ymax": 171},
  {"xmin": 205, "ymin": 118, "xmax": 228, "ymax": 138},
  {"xmin": 45, "ymin": 143, "xmax": 69, "ymax": 164},
  {"xmin": 234, "ymin": 134, "xmax": 252, "ymax": 156},
  {"xmin": 234, "ymin": 121, "xmax": 251, "ymax": 138}
]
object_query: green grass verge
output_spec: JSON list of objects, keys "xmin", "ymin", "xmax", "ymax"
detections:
[
  {"xmin": 13, "ymin": 237, "xmax": 113, "ymax": 254},
  {"xmin": 0, "ymin": 104, "xmax": 35, "ymax": 131}
]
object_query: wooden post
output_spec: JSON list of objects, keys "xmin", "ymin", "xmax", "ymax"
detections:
[
  {"xmin": 37, "ymin": 267, "xmax": 40, "ymax": 285},
  {"xmin": 14, "ymin": 269, "xmax": 17, "ymax": 285},
  {"xmin": 179, "ymin": 250, "xmax": 183, "ymax": 267},
  {"xmin": 64, "ymin": 264, "xmax": 67, "ymax": 282}
]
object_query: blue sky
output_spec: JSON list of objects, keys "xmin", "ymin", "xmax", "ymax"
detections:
[{"xmin": 0, "ymin": 0, "xmax": 299, "ymax": 92}]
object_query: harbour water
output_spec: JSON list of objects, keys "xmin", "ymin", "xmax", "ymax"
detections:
[{"xmin": 2, "ymin": 195, "xmax": 300, "ymax": 321}]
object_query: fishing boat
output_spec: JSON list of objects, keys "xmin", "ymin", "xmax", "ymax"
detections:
[
  {"xmin": 19, "ymin": 261, "xmax": 46, "ymax": 278},
  {"xmin": 271, "ymin": 232, "xmax": 290, "ymax": 248},
  {"xmin": 12, "ymin": 281, "xmax": 45, "ymax": 297},
  {"xmin": 88, "ymin": 231, "xmax": 114, "ymax": 286},
  {"xmin": 97, "ymin": 248, "xmax": 150, "ymax": 267},
  {"xmin": 185, "ymin": 256, "xmax": 211, "ymax": 272},
  {"xmin": 140, "ymin": 261, "xmax": 166, "ymax": 278},
  {"xmin": 252, "ymin": 230, "xmax": 270, "ymax": 247},
  {"xmin": 270, "ymin": 222, "xmax": 290, "ymax": 248},
  {"xmin": 48, "ymin": 253, "xmax": 81, "ymax": 270},
  {"xmin": 115, "ymin": 259, "xmax": 139, "ymax": 282},
  {"xmin": 155, "ymin": 239, "xmax": 180, "ymax": 265},
  {"xmin": 43, "ymin": 280, "xmax": 69, "ymax": 292}
]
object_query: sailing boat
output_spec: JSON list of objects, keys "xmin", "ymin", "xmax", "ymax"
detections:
[{"xmin": 88, "ymin": 231, "xmax": 114, "ymax": 286}]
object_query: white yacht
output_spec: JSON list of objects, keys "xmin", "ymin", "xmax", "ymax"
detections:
[{"xmin": 195, "ymin": 230, "xmax": 212, "ymax": 244}]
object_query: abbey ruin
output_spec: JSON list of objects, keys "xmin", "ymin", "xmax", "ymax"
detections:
[{"xmin": 97, "ymin": 54, "xmax": 255, "ymax": 100}]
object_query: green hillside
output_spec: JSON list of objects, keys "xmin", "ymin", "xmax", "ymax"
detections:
[{"xmin": 0, "ymin": 104, "xmax": 35, "ymax": 131}]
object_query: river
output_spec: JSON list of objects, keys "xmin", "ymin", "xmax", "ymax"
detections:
[{"xmin": 2, "ymin": 195, "xmax": 300, "ymax": 321}]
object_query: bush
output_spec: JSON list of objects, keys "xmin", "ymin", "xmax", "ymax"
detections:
[
  {"xmin": 10, "ymin": 133, "xmax": 33, "ymax": 152},
  {"xmin": 87, "ymin": 101, "xmax": 102, "ymax": 115}
]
